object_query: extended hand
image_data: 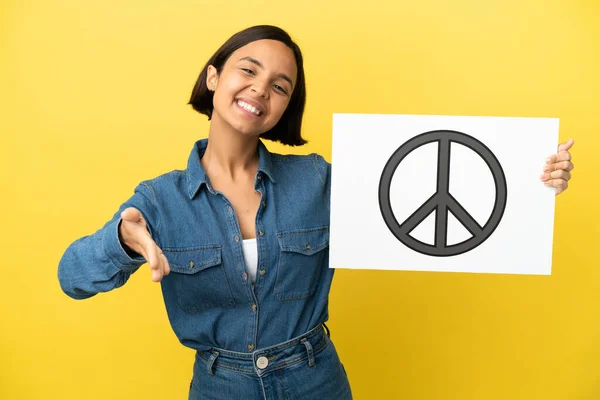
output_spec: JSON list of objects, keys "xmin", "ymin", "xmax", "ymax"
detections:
[
  {"xmin": 540, "ymin": 139, "xmax": 575, "ymax": 195},
  {"xmin": 119, "ymin": 207, "xmax": 171, "ymax": 282}
]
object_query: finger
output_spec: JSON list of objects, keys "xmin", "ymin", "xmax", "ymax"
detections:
[
  {"xmin": 151, "ymin": 262, "xmax": 163, "ymax": 283},
  {"xmin": 546, "ymin": 151, "xmax": 572, "ymax": 164},
  {"xmin": 542, "ymin": 161, "xmax": 574, "ymax": 173},
  {"xmin": 153, "ymin": 250, "xmax": 166, "ymax": 283},
  {"xmin": 143, "ymin": 239, "xmax": 162, "ymax": 281},
  {"xmin": 554, "ymin": 180, "xmax": 568, "ymax": 195},
  {"xmin": 156, "ymin": 249, "xmax": 168, "ymax": 279},
  {"xmin": 558, "ymin": 138, "xmax": 574, "ymax": 153},
  {"xmin": 161, "ymin": 253, "xmax": 171, "ymax": 276},
  {"xmin": 547, "ymin": 170, "xmax": 571, "ymax": 181},
  {"xmin": 150, "ymin": 245, "xmax": 169, "ymax": 282},
  {"xmin": 544, "ymin": 178, "xmax": 568, "ymax": 194},
  {"xmin": 540, "ymin": 171, "xmax": 568, "ymax": 182}
]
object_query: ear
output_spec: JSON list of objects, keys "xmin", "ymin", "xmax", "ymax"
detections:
[{"xmin": 206, "ymin": 65, "xmax": 218, "ymax": 91}]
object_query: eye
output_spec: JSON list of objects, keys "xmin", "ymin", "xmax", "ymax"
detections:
[
  {"xmin": 240, "ymin": 68, "xmax": 255, "ymax": 75},
  {"xmin": 273, "ymin": 84, "xmax": 288, "ymax": 95}
]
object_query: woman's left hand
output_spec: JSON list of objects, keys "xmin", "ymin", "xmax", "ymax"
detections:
[{"xmin": 540, "ymin": 138, "xmax": 575, "ymax": 195}]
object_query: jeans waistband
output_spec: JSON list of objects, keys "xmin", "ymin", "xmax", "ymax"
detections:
[{"xmin": 197, "ymin": 323, "xmax": 330, "ymax": 377}]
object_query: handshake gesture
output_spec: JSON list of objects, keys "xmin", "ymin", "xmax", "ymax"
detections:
[{"xmin": 118, "ymin": 208, "xmax": 171, "ymax": 282}]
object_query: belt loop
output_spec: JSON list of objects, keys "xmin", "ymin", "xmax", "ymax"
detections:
[
  {"xmin": 301, "ymin": 338, "xmax": 315, "ymax": 367},
  {"xmin": 206, "ymin": 351, "xmax": 219, "ymax": 376},
  {"xmin": 323, "ymin": 322, "xmax": 331, "ymax": 338}
]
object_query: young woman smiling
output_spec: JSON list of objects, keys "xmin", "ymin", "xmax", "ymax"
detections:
[{"xmin": 58, "ymin": 25, "xmax": 575, "ymax": 400}]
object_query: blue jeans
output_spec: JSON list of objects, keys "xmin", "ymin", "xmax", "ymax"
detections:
[{"xmin": 188, "ymin": 324, "xmax": 353, "ymax": 399}]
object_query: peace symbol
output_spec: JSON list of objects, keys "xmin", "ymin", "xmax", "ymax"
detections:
[{"xmin": 378, "ymin": 130, "xmax": 507, "ymax": 257}]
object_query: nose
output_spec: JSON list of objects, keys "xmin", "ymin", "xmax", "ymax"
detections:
[{"xmin": 251, "ymin": 79, "xmax": 269, "ymax": 99}]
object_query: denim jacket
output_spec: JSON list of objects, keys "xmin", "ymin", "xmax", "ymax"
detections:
[{"xmin": 58, "ymin": 139, "xmax": 333, "ymax": 353}]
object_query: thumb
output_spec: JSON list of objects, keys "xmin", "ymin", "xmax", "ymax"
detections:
[
  {"xmin": 558, "ymin": 138, "xmax": 574, "ymax": 152},
  {"xmin": 120, "ymin": 207, "xmax": 144, "ymax": 224}
]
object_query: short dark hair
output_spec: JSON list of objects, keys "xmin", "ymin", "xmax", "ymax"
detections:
[{"xmin": 188, "ymin": 25, "xmax": 307, "ymax": 146}]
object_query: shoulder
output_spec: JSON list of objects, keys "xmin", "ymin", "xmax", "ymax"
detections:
[
  {"xmin": 269, "ymin": 152, "xmax": 330, "ymax": 186},
  {"xmin": 138, "ymin": 169, "xmax": 186, "ymax": 186},
  {"xmin": 135, "ymin": 169, "xmax": 188, "ymax": 200},
  {"xmin": 270, "ymin": 151, "xmax": 330, "ymax": 166}
]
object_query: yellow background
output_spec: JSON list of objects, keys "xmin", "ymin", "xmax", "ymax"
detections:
[{"xmin": 1, "ymin": 0, "xmax": 598, "ymax": 398}]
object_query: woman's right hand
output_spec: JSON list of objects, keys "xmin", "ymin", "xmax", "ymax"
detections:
[{"xmin": 118, "ymin": 207, "xmax": 170, "ymax": 282}]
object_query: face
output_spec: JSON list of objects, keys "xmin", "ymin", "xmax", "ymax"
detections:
[{"xmin": 207, "ymin": 39, "xmax": 298, "ymax": 137}]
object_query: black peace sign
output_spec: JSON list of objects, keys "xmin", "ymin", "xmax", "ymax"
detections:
[{"xmin": 378, "ymin": 130, "xmax": 507, "ymax": 257}]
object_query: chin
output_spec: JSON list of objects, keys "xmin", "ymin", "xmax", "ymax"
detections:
[
  {"xmin": 230, "ymin": 124, "xmax": 265, "ymax": 139},
  {"xmin": 228, "ymin": 117, "xmax": 272, "ymax": 138}
]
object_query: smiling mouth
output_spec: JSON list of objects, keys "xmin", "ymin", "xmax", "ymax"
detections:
[{"xmin": 236, "ymin": 100, "xmax": 262, "ymax": 116}]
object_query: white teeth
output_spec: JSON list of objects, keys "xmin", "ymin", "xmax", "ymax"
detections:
[{"xmin": 237, "ymin": 100, "xmax": 261, "ymax": 116}]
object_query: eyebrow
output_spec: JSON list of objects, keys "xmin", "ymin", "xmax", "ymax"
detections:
[{"xmin": 238, "ymin": 56, "xmax": 294, "ymax": 88}]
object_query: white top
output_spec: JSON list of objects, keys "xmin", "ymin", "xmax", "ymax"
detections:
[{"xmin": 241, "ymin": 238, "xmax": 258, "ymax": 284}]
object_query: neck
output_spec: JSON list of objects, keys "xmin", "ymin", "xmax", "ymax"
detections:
[{"xmin": 202, "ymin": 118, "xmax": 260, "ymax": 181}]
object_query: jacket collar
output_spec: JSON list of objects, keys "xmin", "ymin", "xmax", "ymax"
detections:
[{"xmin": 186, "ymin": 138, "xmax": 276, "ymax": 199}]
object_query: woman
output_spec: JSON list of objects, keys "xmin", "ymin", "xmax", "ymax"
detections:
[{"xmin": 58, "ymin": 25, "xmax": 574, "ymax": 399}]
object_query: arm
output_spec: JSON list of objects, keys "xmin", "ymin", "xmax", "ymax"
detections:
[{"xmin": 57, "ymin": 182, "xmax": 169, "ymax": 299}]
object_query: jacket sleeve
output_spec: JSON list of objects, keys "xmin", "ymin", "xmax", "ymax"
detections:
[
  {"xmin": 312, "ymin": 154, "xmax": 331, "ymax": 215},
  {"xmin": 57, "ymin": 182, "xmax": 161, "ymax": 299}
]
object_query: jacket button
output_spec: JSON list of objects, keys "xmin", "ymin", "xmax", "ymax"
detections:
[
  {"xmin": 306, "ymin": 243, "xmax": 311, "ymax": 250},
  {"xmin": 256, "ymin": 356, "xmax": 269, "ymax": 369},
  {"xmin": 235, "ymin": 235, "xmax": 240, "ymax": 242},
  {"xmin": 258, "ymin": 230, "xmax": 264, "ymax": 236},
  {"xmin": 248, "ymin": 344, "xmax": 254, "ymax": 351},
  {"xmin": 189, "ymin": 261, "xmax": 194, "ymax": 268},
  {"xmin": 259, "ymin": 269, "xmax": 265, "ymax": 276},
  {"xmin": 251, "ymin": 304, "xmax": 257, "ymax": 311},
  {"xmin": 242, "ymin": 272, "xmax": 248, "ymax": 280}
]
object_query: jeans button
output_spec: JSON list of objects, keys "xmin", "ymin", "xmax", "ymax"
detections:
[{"xmin": 256, "ymin": 356, "xmax": 269, "ymax": 369}]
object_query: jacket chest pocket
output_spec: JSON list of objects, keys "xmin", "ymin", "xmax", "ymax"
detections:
[
  {"xmin": 274, "ymin": 227, "xmax": 329, "ymax": 302},
  {"xmin": 164, "ymin": 245, "xmax": 235, "ymax": 313}
]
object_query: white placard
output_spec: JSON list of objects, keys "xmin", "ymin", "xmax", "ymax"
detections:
[{"xmin": 330, "ymin": 114, "xmax": 558, "ymax": 275}]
